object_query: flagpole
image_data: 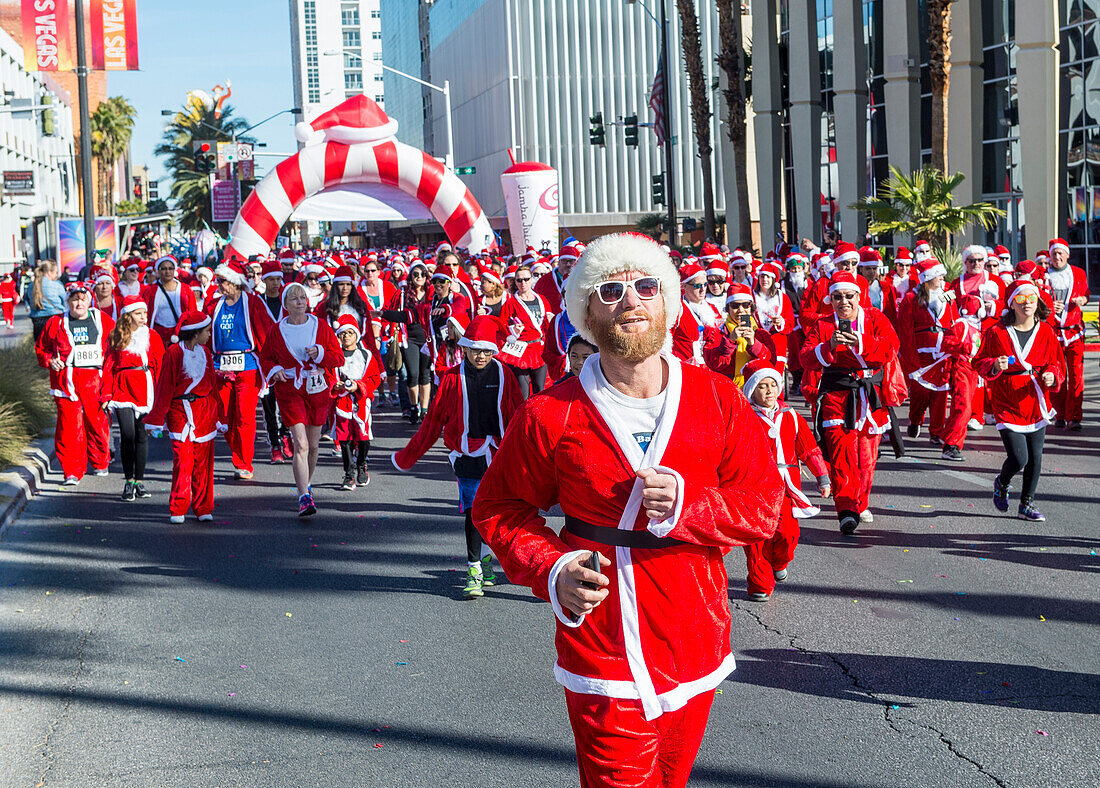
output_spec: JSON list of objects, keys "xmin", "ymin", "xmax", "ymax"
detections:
[
  {"xmin": 73, "ymin": 0, "xmax": 96, "ymax": 267},
  {"xmin": 660, "ymin": 0, "xmax": 676, "ymax": 245}
]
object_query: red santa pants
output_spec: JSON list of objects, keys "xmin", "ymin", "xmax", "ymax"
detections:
[
  {"xmin": 564, "ymin": 689, "xmax": 714, "ymax": 788},
  {"xmin": 215, "ymin": 369, "xmax": 261, "ymax": 473},
  {"xmin": 53, "ymin": 374, "xmax": 111, "ymax": 479},
  {"xmin": 971, "ymin": 379, "xmax": 986, "ymax": 422},
  {"xmin": 908, "ymin": 385, "xmax": 946, "ymax": 438},
  {"xmin": 169, "ymin": 439, "xmax": 214, "ymax": 517},
  {"xmin": 744, "ymin": 502, "xmax": 798, "ymax": 595},
  {"xmin": 1052, "ymin": 341, "xmax": 1084, "ymax": 422},
  {"xmin": 942, "ymin": 361, "xmax": 978, "ymax": 448},
  {"xmin": 824, "ymin": 427, "xmax": 880, "ymax": 515},
  {"xmin": 1, "ymin": 301, "xmax": 14, "ymax": 327}
]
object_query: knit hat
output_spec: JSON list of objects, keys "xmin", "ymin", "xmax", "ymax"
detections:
[
  {"xmin": 457, "ymin": 315, "xmax": 507, "ymax": 353},
  {"xmin": 172, "ymin": 310, "xmax": 211, "ymax": 343},
  {"xmin": 564, "ymin": 232, "xmax": 681, "ymax": 346},
  {"xmin": 741, "ymin": 359, "xmax": 783, "ymax": 401}
]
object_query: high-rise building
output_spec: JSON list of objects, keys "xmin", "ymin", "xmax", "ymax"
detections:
[{"xmin": 290, "ymin": 0, "xmax": 385, "ymax": 122}]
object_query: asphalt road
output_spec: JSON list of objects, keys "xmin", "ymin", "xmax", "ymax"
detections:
[{"xmin": 0, "ymin": 366, "xmax": 1097, "ymax": 788}]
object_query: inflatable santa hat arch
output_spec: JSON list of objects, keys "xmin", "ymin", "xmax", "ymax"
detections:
[{"xmin": 225, "ymin": 95, "xmax": 496, "ymax": 258}]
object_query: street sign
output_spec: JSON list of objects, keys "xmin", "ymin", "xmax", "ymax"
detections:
[
  {"xmin": 455, "ymin": 166, "xmax": 476, "ymax": 175},
  {"xmin": 211, "ymin": 179, "xmax": 239, "ymax": 222},
  {"xmin": 236, "ymin": 142, "xmax": 253, "ymax": 161},
  {"xmin": 217, "ymin": 141, "xmax": 237, "ymax": 168},
  {"xmin": 3, "ymin": 170, "xmax": 35, "ymax": 195}
]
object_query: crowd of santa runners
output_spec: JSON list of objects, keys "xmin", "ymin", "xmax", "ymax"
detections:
[{"xmin": 25, "ymin": 233, "xmax": 1087, "ymax": 592}]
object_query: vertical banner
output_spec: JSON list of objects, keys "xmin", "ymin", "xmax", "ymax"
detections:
[
  {"xmin": 500, "ymin": 161, "xmax": 559, "ymax": 255},
  {"xmin": 21, "ymin": 0, "xmax": 73, "ymax": 72},
  {"xmin": 90, "ymin": 0, "xmax": 139, "ymax": 70},
  {"xmin": 57, "ymin": 218, "xmax": 117, "ymax": 272}
]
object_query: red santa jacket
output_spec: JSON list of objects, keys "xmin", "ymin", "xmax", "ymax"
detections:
[
  {"xmin": 36, "ymin": 309, "xmax": 116, "ymax": 400},
  {"xmin": 753, "ymin": 289, "xmax": 795, "ymax": 336},
  {"xmin": 974, "ymin": 321, "xmax": 1066, "ymax": 432},
  {"xmin": 671, "ymin": 303, "xmax": 723, "ymax": 366},
  {"xmin": 258, "ymin": 315, "xmax": 344, "ymax": 401},
  {"xmin": 141, "ymin": 281, "xmax": 198, "ymax": 336},
  {"xmin": 533, "ymin": 269, "xmax": 567, "ymax": 315},
  {"xmin": 100, "ymin": 326, "xmax": 165, "ymax": 414},
  {"xmin": 206, "ymin": 291, "xmax": 275, "ymax": 369},
  {"xmin": 0, "ymin": 278, "xmax": 19, "ymax": 305},
  {"xmin": 951, "ymin": 272, "xmax": 1005, "ymax": 330},
  {"xmin": 392, "ymin": 358, "xmax": 522, "ymax": 471},
  {"xmin": 896, "ymin": 292, "xmax": 969, "ymax": 391},
  {"xmin": 359, "ymin": 279, "xmax": 397, "ymax": 341},
  {"xmin": 440, "ymin": 265, "xmax": 479, "ymax": 316},
  {"xmin": 145, "ymin": 343, "xmax": 218, "ymax": 443},
  {"xmin": 1045, "ymin": 264, "xmax": 1090, "ymax": 346},
  {"xmin": 472, "ymin": 355, "xmax": 783, "ymax": 721},
  {"xmin": 800, "ymin": 307, "xmax": 900, "ymax": 436},
  {"xmin": 751, "ymin": 404, "xmax": 829, "ymax": 518},
  {"xmin": 334, "ymin": 345, "xmax": 384, "ymax": 440},
  {"xmin": 703, "ymin": 322, "xmax": 778, "ymax": 382},
  {"xmin": 498, "ymin": 292, "xmax": 552, "ymax": 369},
  {"xmin": 542, "ymin": 311, "xmax": 575, "ymax": 381}
]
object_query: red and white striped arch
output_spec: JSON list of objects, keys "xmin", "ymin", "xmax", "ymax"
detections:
[{"xmin": 226, "ymin": 139, "xmax": 496, "ymax": 258}]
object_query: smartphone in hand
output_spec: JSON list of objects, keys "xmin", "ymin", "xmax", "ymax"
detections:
[
  {"xmin": 838, "ymin": 318, "xmax": 853, "ymax": 333},
  {"xmin": 581, "ymin": 551, "xmax": 602, "ymax": 590},
  {"xmin": 738, "ymin": 313, "xmax": 752, "ymax": 329}
]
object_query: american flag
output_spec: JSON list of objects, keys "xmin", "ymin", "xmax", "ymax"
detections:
[{"xmin": 649, "ymin": 38, "xmax": 667, "ymax": 147}]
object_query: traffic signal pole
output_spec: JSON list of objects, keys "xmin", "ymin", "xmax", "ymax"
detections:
[{"xmin": 73, "ymin": 0, "xmax": 97, "ymax": 266}]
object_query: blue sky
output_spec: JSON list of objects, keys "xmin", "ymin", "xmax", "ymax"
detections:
[{"xmin": 109, "ymin": 0, "xmax": 298, "ymax": 190}]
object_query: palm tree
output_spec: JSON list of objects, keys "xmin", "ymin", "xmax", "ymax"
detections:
[
  {"xmin": 676, "ymin": 0, "xmax": 716, "ymax": 240},
  {"xmin": 89, "ymin": 96, "xmax": 137, "ymax": 215},
  {"xmin": 928, "ymin": 0, "xmax": 953, "ymax": 172},
  {"xmin": 850, "ymin": 166, "xmax": 1004, "ymax": 251},
  {"xmin": 636, "ymin": 212, "xmax": 666, "ymax": 240},
  {"xmin": 715, "ymin": 0, "xmax": 752, "ymax": 249},
  {"xmin": 155, "ymin": 97, "xmax": 253, "ymax": 232}
]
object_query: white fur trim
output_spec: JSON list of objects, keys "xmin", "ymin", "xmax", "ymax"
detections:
[
  {"xmin": 564, "ymin": 233, "xmax": 681, "ymax": 346},
  {"xmin": 214, "ymin": 264, "xmax": 248, "ymax": 287},
  {"xmin": 725, "ymin": 292, "xmax": 753, "ymax": 305},
  {"xmin": 1049, "ymin": 241, "xmax": 1069, "ymax": 255},
  {"xmin": 457, "ymin": 337, "xmax": 498, "ymax": 352},
  {"xmin": 548, "ymin": 550, "xmax": 591, "ymax": 627},
  {"xmin": 834, "ymin": 250, "xmax": 860, "ymax": 264},
  {"xmin": 919, "ymin": 264, "xmax": 947, "ymax": 283},
  {"xmin": 120, "ymin": 300, "xmax": 146, "ymax": 316},
  {"xmin": 743, "ymin": 368, "xmax": 783, "ymax": 400},
  {"xmin": 828, "ymin": 280, "xmax": 861, "ymax": 295},
  {"xmin": 646, "ymin": 465, "xmax": 684, "ymax": 536}
]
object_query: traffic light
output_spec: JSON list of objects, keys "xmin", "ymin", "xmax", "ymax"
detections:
[
  {"xmin": 193, "ymin": 140, "xmax": 217, "ymax": 173},
  {"xmin": 651, "ymin": 173, "xmax": 665, "ymax": 205},
  {"xmin": 589, "ymin": 112, "xmax": 605, "ymax": 146},
  {"xmin": 624, "ymin": 114, "xmax": 638, "ymax": 146},
  {"xmin": 41, "ymin": 94, "xmax": 55, "ymax": 136}
]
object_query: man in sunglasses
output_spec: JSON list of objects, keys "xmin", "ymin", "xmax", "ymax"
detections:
[
  {"xmin": 534, "ymin": 241, "xmax": 585, "ymax": 316},
  {"xmin": 474, "ymin": 232, "xmax": 784, "ymax": 787},
  {"xmin": 671, "ymin": 263, "xmax": 722, "ymax": 366},
  {"xmin": 1046, "ymin": 237, "xmax": 1090, "ymax": 429}
]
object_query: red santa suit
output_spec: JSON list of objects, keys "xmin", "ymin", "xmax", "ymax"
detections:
[
  {"xmin": 142, "ymin": 281, "xmax": 197, "ymax": 345},
  {"xmin": 1045, "ymin": 262, "xmax": 1089, "ymax": 423},
  {"xmin": 100, "ymin": 325, "xmax": 165, "ymax": 415},
  {"xmin": 472, "ymin": 355, "xmax": 783, "ymax": 787},
  {"xmin": 974, "ymin": 321, "xmax": 1066, "ymax": 432},
  {"xmin": 753, "ymin": 288, "xmax": 795, "ymax": 373},
  {"xmin": 333, "ymin": 344, "xmax": 384, "ymax": 441},
  {"xmin": 497, "ymin": 291, "xmax": 552, "ymax": 370},
  {"xmin": 800, "ymin": 293, "xmax": 899, "ymax": 520},
  {"xmin": 146, "ymin": 340, "xmax": 219, "ymax": 518},
  {"xmin": 950, "ymin": 271, "xmax": 1004, "ymax": 422},
  {"xmin": 0, "ymin": 275, "xmax": 19, "ymax": 327},
  {"xmin": 542, "ymin": 310, "xmax": 578, "ymax": 381},
  {"xmin": 897, "ymin": 290, "xmax": 963, "ymax": 442},
  {"xmin": 35, "ymin": 307, "xmax": 114, "ymax": 479},
  {"xmin": 703, "ymin": 318, "xmax": 778, "ymax": 386},
  {"xmin": 533, "ymin": 268, "xmax": 567, "ymax": 315},
  {"xmin": 670, "ymin": 301, "xmax": 723, "ymax": 366},
  {"xmin": 207, "ymin": 290, "xmax": 275, "ymax": 474},
  {"xmin": 258, "ymin": 314, "xmax": 343, "ymax": 427}
]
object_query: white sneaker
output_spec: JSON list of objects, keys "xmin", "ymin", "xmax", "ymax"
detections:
[
  {"xmin": 859, "ymin": 509, "xmax": 874, "ymax": 523},
  {"xmin": 967, "ymin": 418, "xmax": 983, "ymax": 431},
  {"xmin": 91, "ymin": 468, "xmax": 109, "ymax": 477},
  {"xmin": 61, "ymin": 476, "xmax": 80, "ymax": 486},
  {"xmin": 197, "ymin": 514, "xmax": 213, "ymax": 522},
  {"xmin": 169, "ymin": 515, "xmax": 185, "ymax": 524}
]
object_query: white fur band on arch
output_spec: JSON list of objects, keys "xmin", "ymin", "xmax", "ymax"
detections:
[{"xmin": 743, "ymin": 368, "xmax": 783, "ymax": 400}]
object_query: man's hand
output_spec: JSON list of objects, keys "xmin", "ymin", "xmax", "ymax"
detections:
[
  {"xmin": 734, "ymin": 324, "xmax": 754, "ymax": 342},
  {"xmin": 995, "ymin": 355, "xmax": 1010, "ymax": 371},
  {"xmin": 272, "ymin": 369, "xmax": 292, "ymax": 383},
  {"xmin": 637, "ymin": 467, "xmax": 678, "ymax": 521},
  {"xmin": 555, "ymin": 552, "xmax": 611, "ymax": 618},
  {"xmin": 771, "ymin": 315, "xmax": 785, "ymax": 332},
  {"xmin": 1054, "ymin": 300, "xmax": 1065, "ymax": 316},
  {"xmin": 49, "ymin": 356, "xmax": 64, "ymax": 371},
  {"xmin": 1042, "ymin": 371, "xmax": 1056, "ymax": 388},
  {"xmin": 818, "ymin": 483, "xmax": 832, "ymax": 498},
  {"xmin": 829, "ymin": 331, "xmax": 857, "ymax": 350},
  {"xmin": 307, "ymin": 345, "xmax": 320, "ymax": 361}
]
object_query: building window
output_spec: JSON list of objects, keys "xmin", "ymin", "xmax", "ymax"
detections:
[
  {"xmin": 308, "ymin": 88, "xmax": 320, "ymax": 103},
  {"xmin": 371, "ymin": 9, "xmax": 381, "ymax": 18},
  {"xmin": 343, "ymin": 30, "xmax": 361, "ymax": 48},
  {"xmin": 344, "ymin": 50, "xmax": 362, "ymax": 69},
  {"xmin": 371, "ymin": 31, "xmax": 382, "ymax": 40},
  {"xmin": 374, "ymin": 73, "xmax": 384, "ymax": 82},
  {"xmin": 341, "ymin": 6, "xmax": 359, "ymax": 26},
  {"xmin": 345, "ymin": 72, "xmax": 363, "ymax": 90},
  {"xmin": 375, "ymin": 94, "xmax": 385, "ymax": 104},
  {"xmin": 373, "ymin": 52, "xmax": 382, "ymax": 61}
]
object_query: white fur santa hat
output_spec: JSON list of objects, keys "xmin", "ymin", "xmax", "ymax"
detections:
[
  {"xmin": 295, "ymin": 95, "xmax": 399, "ymax": 146},
  {"xmin": 215, "ymin": 255, "xmax": 249, "ymax": 287},
  {"xmin": 564, "ymin": 232, "xmax": 681, "ymax": 346},
  {"xmin": 916, "ymin": 257, "xmax": 947, "ymax": 284},
  {"xmin": 741, "ymin": 358, "xmax": 783, "ymax": 401},
  {"xmin": 1048, "ymin": 237, "xmax": 1070, "ymax": 256}
]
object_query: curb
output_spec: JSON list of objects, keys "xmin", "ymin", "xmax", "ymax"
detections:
[{"xmin": 0, "ymin": 432, "xmax": 54, "ymax": 543}]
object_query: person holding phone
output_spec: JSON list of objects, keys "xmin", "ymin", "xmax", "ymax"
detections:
[
  {"xmin": 474, "ymin": 233, "xmax": 783, "ymax": 788},
  {"xmin": 974, "ymin": 280, "xmax": 1066, "ymax": 521},
  {"xmin": 703, "ymin": 283, "xmax": 777, "ymax": 387},
  {"xmin": 800, "ymin": 271, "xmax": 900, "ymax": 535}
]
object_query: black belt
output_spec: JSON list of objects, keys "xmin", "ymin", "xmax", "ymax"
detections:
[
  {"xmin": 1002, "ymin": 370, "xmax": 1032, "ymax": 377},
  {"xmin": 818, "ymin": 368, "xmax": 884, "ymax": 430},
  {"xmin": 118, "ymin": 365, "xmax": 149, "ymax": 371},
  {"xmin": 564, "ymin": 515, "xmax": 687, "ymax": 550},
  {"xmin": 173, "ymin": 392, "xmax": 207, "ymax": 402}
]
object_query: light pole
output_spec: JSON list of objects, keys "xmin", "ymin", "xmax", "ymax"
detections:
[{"xmin": 73, "ymin": 0, "xmax": 96, "ymax": 266}]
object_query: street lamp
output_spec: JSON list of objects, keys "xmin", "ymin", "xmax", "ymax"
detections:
[{"xmin": 321, "ymin": 50, "xmax": 455, "ymax": 170}]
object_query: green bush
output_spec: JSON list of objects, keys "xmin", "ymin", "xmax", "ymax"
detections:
[
  {"xmin": 0, "ymin": 337, "xmax": 52, "ymax": 467},
  {"xmin": 0, "ymin": 400, "xmax": 30, "ymax": 469}
]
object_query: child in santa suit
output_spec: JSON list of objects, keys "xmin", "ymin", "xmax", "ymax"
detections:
[
  {"xmin": 391, "ymin": 315, "xmax": 522, "ymax": 600},
  {"xmin": 740, "ymin": 360, "xmax": 831, "ymax": 601},
  {"xmin": 332, "ymin": 316, "xmax": 383, "ymax": 491},
  {"xmin": 0, "ymin": 271, "xmax": 19, "ymax": 328},
  {"xmin": 35, "ymin": 281, "xmax": 115, "ymax": 484},
  {"xmin": 145, "ymin": 311, "xmax": 218, "ymax": 524},
  {"xmin": 100, "ymin": 296, "xmax": 165, "ymax": 502}
]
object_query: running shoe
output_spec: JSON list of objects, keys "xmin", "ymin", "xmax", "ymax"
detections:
[
  {"xmin": 992, "ymin": 477, "xmax": 1009, "ymax": 512},
  {"xmin": 859, "ymin": 509, "xmax": 874, "ymax": 523},
  {"xmin": 463, "ymin": 566, "xmax": 484, "ymax": 599},
  {"xmin": 1054, "ymin": 419, "xmax": 1066, "ymax": 429},
  {"xmin": 298, "ymin": 493, "xmax": 317, "ymax": 517},
  {"xmin": 341, "ymin": 471, "xmax": 356, "ymax": 491},
  {"xmin": 839, "ymin": 511, "xmax": 859, "ymax": 535},
  {"xmin": 356, "ymin": 464, "xmax": 370, "ymax": 487},
  {"xmin": 929, "ymin": 435, "xmax": 944, "ymax": 447},
  {"xmin": 91, "ymin": 468, "xmax": 109, "ymax": 477},
  {"xmin": 907, "ymin": 423, "xmax": 921, "ymax": 439},
  {"xmin": 61, "ymin": 476, "xmax": 79, "ymax": 487},
  {"xmin": 480, "ymin": 555, "xmax": 497, "ymax": 587},
  {"xmin": 234, "ymin": 469, "xmax": 254, "ymax": 480},
  {"xmin": 198, "ymin": 514, "xmax": 213, "ymax": 523},
  {"xmin": 169, "ymin": 515, "xmax": 185, "ymax": 524},
  {"xmin": 748, "ymin": 591, "xmax": 771, "ymax": 602},
  {"xmin": 773, "ymin": 568, "xmax": 789, "ymax": 583},
  {"xmin": 121, "ymin": 481, "xmax": 136, "ymax": 502},
  {"xmin": 967, "ymin": 419, "xmax": 983, "ymax": 431},
  {"xmin": 941, "ymin": 445, "xmax": 964, "ymax": 462},
  {"xmin": 1017, "ymin": 499, "xmax": 1045, "ymax": 522},
  {"xmin": 271, "ymin": 448, "xmax": 286, "ymax": 465},
  {"xmin": 1068, "ymin": 421, "xmax": 1082, "ymax": 432},
  {"xmin": 134, "ymin": 482, "xmax": 151, "ymax": 498}
]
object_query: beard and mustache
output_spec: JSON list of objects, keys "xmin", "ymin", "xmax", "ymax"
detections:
[{"xmin": 587, "ymin": 306, "xmax": 668, "ymax": 362}]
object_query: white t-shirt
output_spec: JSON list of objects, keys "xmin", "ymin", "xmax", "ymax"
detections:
[
  {"xmin": 1047, "ymin": 265, "xmax": 1073, "ymax": 303},
  {"xmin": 592, "ymin": 359, "xmax": 667, "ymax": 454},
  {"xmin": 281, "ymin": 315, "xmax": 317, "ymax": 363},
  {"xmin": 153, "ymin": 285, "xmax": 181, "ymax": 328}
]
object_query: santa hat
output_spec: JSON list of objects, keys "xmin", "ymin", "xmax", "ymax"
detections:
[
  {"xmin": 957, "ymin": 294, "xmax": 984, "ymax": 319},
  {"xmin": 195, "ymin": 266, "xmax": 214, "ymax": 282},
  {"xmin": 785, "ymin": 252, "xmax": 808, "ymax": 269},
  {"xmin": 332, "ymin": 265, "xmax": 356, "ymax": 284},
  {"xmin": 277, "ymin": 248, "xmax": 298, "ymax": 265},
  {"xmin": 295, "ymin": 95, "xmax": 399, "ymax": 146},
  {"xmin": 558, "ymin": 241, "xmax": 585, "ymax": 262},
  {"xmin": 261, "ymin": 261, "xmax": 284, "ymax": 280},
  {"xmin": 65, "ymin": 281, "xmax": 92, "ymax": 297},
  {"xmin": 479, "ymin": 267, "xmax": 504, "ymax": 287},
  {"xmin": 457, "ymin": 315, "xmax": 507, "ymax": 353},
  {"xmin": 503, "ymin": 265, "xmax": 518, "ymax": 281},
  {"xmin": 827, "ymin": 271, "xmax": 861, "ymax": 295},
  {"xmin": 894, "ymin": 247, "xmax": 912, "ymax": 264},
  {"xmin": 119, "ymin": 295, "xmax": 147, "ymax": 316},
  {"xmin": 857, "ymin": 247, "xmax": 883, "ymax": 267},
  {"xmin": 725, "ymin": 282, "xmax": 754, "ymax": 305},
  {"xmin": 446, "ymin": 306, "xmax": 471, "ymax": 338},
  {"xmin": 1005, "ymin": 280, "xmax": 1040, "ymax": 311},
  {"xmin": 756, "ymin": 261, "xmax": 783, "ymax": 282},
  {"xmin": 300, "ymin": 262, "xmax": 324, "ymax": 277},
  {"xmin": 92, "ymin": 267, "xmax": 116, "ymax": 286},
  {"xmin": 564, "ymin": 232, "xmax": 681, "ymax": 347},
  {"xmin": 699, "ymin": 242, "xmax": 724, "ymax": 264},
  {"xmin": 993, "ymin": 244, "xmax": 1010, "ymax": 259},
  {"xmin": 154, "ymin": 255, "xmax": 178, "ymax": 270},
  {"xmin": 531, "ymin": 259, "xmax": 552, "ymax": 275},
  {"xmin": 435, "ymin": 241, "xmax": 453, "ymax": 257},
  {"xmin": 1034, "ymin": 250, "xmax": 1050, "ymax": 263},
  {"xmin": 914, "ymin": 240, "xmax": 931, "ymax": 254},
  {"xmin": 122, "ymin": 256, "xmax": 143, "ymax": 271},
  {"xmin": 1013, "ymin": 259, "xmax": 1045, "ymax": 282},
  {"xmin": 832, "ymin": 241, "xmax": 860, "ymax": 265},
  {"xmin": 916, "ymin": 257, "xmax": 947, "ymax": 284},
  {"xmin": 741, "ymin": 359, "xmax": 783, "ymax": 401},
  {"xmin": 961, "ymin": 244, "xmax": 987, "ymax": 262},
  {"xmin": 333, "ymin": 314, "xmax": 361, "ymax": 338},
  {"xmin": 215, "ymin": 257, "xmax": 249, "ymax": 287},
  {"xmin": 172, "ymin": 310, "xmax": 211, "ymax": 343},
  {"xmin": 1048, "ymin": 237, "xmax": 1069, "ymax": 256},
  {"xmin": 679, "ymin": 263, "xmax": 706, "ymax": 285}
]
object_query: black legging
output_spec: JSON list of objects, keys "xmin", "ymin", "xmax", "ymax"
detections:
[
  {"xmin": 509, "ymin": 364, "xmax": 547, "ymax": 399},
  {"xmin": 31, "ymin": 315, "xmax": 55, "ymax": 341},
  {"xmin": 403, "ymin": 344, "xmax": 432, "ymax": 388},
  {"xmin": 998, "ymin": 427, "xmax": 1045, "ymax": 500},
  {"xmin": 464, "ymin": 510, "xmax": 483, "ymax": 564},
  {"xmin": 261, "ymin": 391, "xmax": 290, "ymax": 447},
  {"xmin": 340, "ymin": 440, "xmax": 370, "ymax": 472},
  {"xmin": 115, "ymin": 407, "xmax": 147, "ymax": 481}
]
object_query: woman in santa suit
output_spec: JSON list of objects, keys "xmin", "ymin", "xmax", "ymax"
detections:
[
  {"xmin": 0, "ymin": 271, "xmax": 20, "ymax": 329},
  {"xmin": 380, "ymin": 261, "xmax": 435, "ymax": 423},
  {"xmin": 100, "ymin": 296, "xmax": 165, "ymax": 502},
  {"xmin": 116, "ymin": 257, "xmax": 143, "ymax": 298},
  {"xmin": 259, "ymin": 282, "xmax": 343, "ymax": 517},
  {"xmin": 752, "ymin": 261, "xmax": 794, "ymax": 375},
  {"xmin": 497, "ymin": 263, "xmax": 552, "ymax": 398},
  {"xmin": 92, "ymin": 268, "xmax": 121, "ymax": 321},
  {"xmin": 145, "ymin": 311, "xmax": 218, "ymax": 524},
  {"xmin": 35, "ymin": 281, "xmax": 115, "ymax": 485},
  {"xmin": 800, "ymin": 272, "xmax": 900, "ymax": 535},
  {"xmin": 974, "ymin": 281, "xmax": 1067, "ymax": 522},
  {"xmin": 671, "ymin": 263, "xmax": 723, "ymax": 367},
  {"xmin": 142, "ymin": 255, "xmax": 197, "ymax": 345},
  {"xmin": 704, "ymin": 283, "xmax": 777, "ymax": 386},
  {"xmin": 949, "ymin": 246, "xmax": 1004, "ymax": 430}
]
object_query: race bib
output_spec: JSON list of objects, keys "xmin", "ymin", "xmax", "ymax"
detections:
[
  {"xmin": 72, "ymin": 344, "xmax": 102, "ymax": 368},
  {"xmin": 218, "ymin": 352, "xmax": 246, "ymax": 372},
  {"xmin": 305, "ymin": 369, "xmax": 328, "ymax": 394},
  {"xmin": 500, "ymin": 339, "xmax": 528, "ymax": 359}
]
